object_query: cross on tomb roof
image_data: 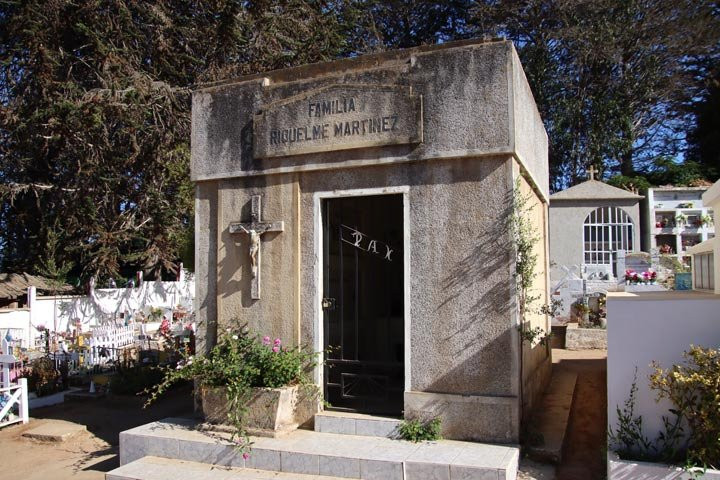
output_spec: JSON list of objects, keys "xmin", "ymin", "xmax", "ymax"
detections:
[{"xmin": 587, "ymin": 165, "xmax": 598, "ymax": 181}]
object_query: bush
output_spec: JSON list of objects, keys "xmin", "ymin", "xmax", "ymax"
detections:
[
  {"xmin": 144, "ymin": 328, "xmax": 320, "ymax": 454},
  {"xmin": 650, "ymin": 346, "xmax": 720, "ymax": 469},
  {"xmin": 21, "ymin": 357, "xmax": 64, "ymax": 397},
  {"xmin": 398, "ymin": 417, "xmax": 442, "ymax": 442},
  {"xmin": 109, "ymin": 365, "xmax": 167, "ymax": 395}
]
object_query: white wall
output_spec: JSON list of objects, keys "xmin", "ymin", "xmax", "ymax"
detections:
[
  {"xmin": 29, "ymin": 280, "xmax": 194, "ymax": 335},
  {"xmin": 0, "ymin": 309, "xmax": 32, "ymax": 349},
  {"xmin": 607, "ymin": 292, "xmax": 720, "ymax": 447}
]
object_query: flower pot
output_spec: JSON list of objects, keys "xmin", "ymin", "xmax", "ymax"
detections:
[{"xmin": 201, "ymin": 384, "xmax": 319, "ymax": 434}]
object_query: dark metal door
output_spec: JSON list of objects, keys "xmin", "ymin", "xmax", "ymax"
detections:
[{"xmin": 322, "ymin": 194, "xmax": 404, "ymax": 415}]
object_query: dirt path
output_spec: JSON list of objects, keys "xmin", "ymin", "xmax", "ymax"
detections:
[
  {"xmin": 553, "ymin": 349, "xmax": 608, "ymax": 480},
  {"xmin": 0, "ymin": 385, "xmax": 194, "ymax": 480}
]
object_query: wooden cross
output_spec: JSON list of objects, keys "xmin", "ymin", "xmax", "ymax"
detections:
[
  {"xmin": 229, "ymin": 195, "xmax": 284, "ymax": 300},
  {"xmin": 587, "ymin": 165, "xmax": 598, "ymax": 180}
]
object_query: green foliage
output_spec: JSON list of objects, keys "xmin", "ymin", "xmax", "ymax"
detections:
[
  {"xmin": 109, "ymin": 365, "xmax": 167, "ymax": 396},
  {"xmin": 518, "ymin": 326, "xmax": 552, "ymax": 346},
  {"xmin": 21, "ymin": 357, "xmax": 64, "ymax": 397},
  {"xmin": 144, "ymin": 328, "xmax": 320, "ymax": 453},
  {"xmin": 645, "ymin": 158, "xmax": 709, "ymax": 187},
  {"xmin": 688, "ymin": 73, "xmax": 720, "ymax": 181},
  {"xmin": 607, "ymin": 175, "xmax": 651, "ymax": 194},
  {"xmin": 659, "ymin": 255, "xmax": 689, "ymax": 273},
  {"xmin": 609, "ymin": 368, "xmax": 686, "ymax": 464},
  {"xmin": 0, "ymin": 1, "xmax": 348, "ymax": 280},
  {"xmin": 472, "ymin": 1, "xmax": 720, "ymax": 187},
  {"xmin": 511, "ymin": 180, "xmax": 540, "ymax": 320},
  {"xmin": 537, "ymin": 298, "xmax": 563, "ymax": 319},
  {"xmin": 398, "ymin": 417, "xmax": 442, "ymax": 442},
  {"xmin": 650, "ymin": 346, "xmax": 720, "ymax": 469}
]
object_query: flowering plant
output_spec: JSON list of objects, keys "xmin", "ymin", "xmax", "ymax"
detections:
[
  {"xmin": 144, "ymin": 327, "xmax": 319, "ymax": 454},
  {"xmin": 625, "ymin": 270, "xmax": 643, "ymax": 284}
]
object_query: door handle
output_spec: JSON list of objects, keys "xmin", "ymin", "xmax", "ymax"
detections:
[{"xmin": 322, "ymin": 298, "xmax": 336, "ymax": 310}]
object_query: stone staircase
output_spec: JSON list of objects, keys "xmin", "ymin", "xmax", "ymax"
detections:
[{"xmin": 108, "ymin": 414, "xmax": 519, "ymax": 480}]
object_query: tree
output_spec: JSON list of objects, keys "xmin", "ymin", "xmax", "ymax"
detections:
[
  {"xmin": 339, "ymin": 0, "xmax": 473, "ymax": 52},
  {"xmin": 0, "ymin": 1, "xmax": 347, "ymax": 281},
  {"xmin": 688, "ymin": 72, "xmax": 720, "ymax": 181},
  {"xmin": 471, "ymin": 0, "xmax": 720, "ymax": 190}
]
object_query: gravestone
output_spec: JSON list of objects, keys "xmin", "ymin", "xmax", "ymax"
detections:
[{"xmin": 192, "ymin": 39, "xmax": 550, "ymax": 442}]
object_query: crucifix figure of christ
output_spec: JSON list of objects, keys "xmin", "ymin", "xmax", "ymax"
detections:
[{"xmin": 229, "ymin": 195, "xmax": 284, "ymax": 300}]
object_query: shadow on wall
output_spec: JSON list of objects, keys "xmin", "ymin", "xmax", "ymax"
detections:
[{"xmin": 423, "ymin": 192, "xmax": 514, "ymax": 396}]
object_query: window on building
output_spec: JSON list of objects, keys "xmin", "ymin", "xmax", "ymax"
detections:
[
  {"xmin": 693, "ymin": 252, "xmax": 715, "ymax": 290},
  {"xmin": 583, "ymin": 207, "xmax": 634, "ymax": 265}
]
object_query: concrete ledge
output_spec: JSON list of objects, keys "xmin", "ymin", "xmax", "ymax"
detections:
[
  {"xmin": 118, "ymin": 418, "xmax": 520, "ymax": 480},
  {"xmin": 565, "ymin": 324, "xmax": 607, "ymax": 350},
  {"xmin": 107, "ymin": 456, "xmax": 350, "ymax": 480},
  {"xmin": 525, "ymin": 371, "xmax": 577, "ymax": 464},
  {"xmin": 608, "ymin": 453, "xmax": 720, "ymax": 479},
  {"xmin": 404, "ymin": 391, "xmax": 519, "ymax": 443},
  {"xmin": 22, "ymin": 420, "xmax": 86, "ymax": 442},
  {"xmin": 28, "ymin": 387, "xmax": 82, "ymax": 409},
  {"xmin": 315, "ymin": 411, "xmax": 401, "ymax": 438}
]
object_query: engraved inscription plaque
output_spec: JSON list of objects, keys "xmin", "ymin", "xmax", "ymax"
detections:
[{"xmin": 253, "ymin": 84, "xmax": 423, "ymax": 158}]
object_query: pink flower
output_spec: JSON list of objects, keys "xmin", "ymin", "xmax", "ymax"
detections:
[
  {"xmin": 274, "ymin": 338, "xmax": 281, "ymax": 346},
  {"xmin": 262, "ymin": 336, "xmax": 271, "ymax": 345},
  {"xmin": 272, "ymin": 346, "xmax": 279, "ymax": 353},
  {"xmin": 242, "ymin": 453, "xmax": 250, "ymax": 460}
]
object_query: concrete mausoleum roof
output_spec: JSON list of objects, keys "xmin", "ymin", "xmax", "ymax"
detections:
[{"xmin": 550, "ymin": 179, "xmax": 643, "ymax": 201}]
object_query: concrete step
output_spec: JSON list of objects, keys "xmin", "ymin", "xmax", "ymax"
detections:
[
  {"xmin": 119, "ymin": 418, "xmax": 519, "ymax": 480},
  {"xmin": 22, "ymin": 420, "xmax": 87, "ymax": 442},
  {"xmin": 107, "ymin": 456, "xmax": 351, "ymax": 480},
  {"xmin": 525, "ymin": 370, "xmax": 578, "ymax": 464},
  {"xmin": 314, "ymin": 411, "xmax": 401, "ymax": 438}
]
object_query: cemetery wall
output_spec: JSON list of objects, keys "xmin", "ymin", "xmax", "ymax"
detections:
[
  {"xmin": 607, "ymin": 292, "xmax": 720, "ymax": 444},
  {"xmin": 32, "ymin": 280, "xmax": 194, "ymax": 335},
  {"xmin": 0, "ymin": 308, "xmax": 32, "ymax": 349}
]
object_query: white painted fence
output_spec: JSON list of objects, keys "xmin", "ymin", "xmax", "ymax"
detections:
[
  {"xmin": 86, "ymin": 324, "xmax": 136, "ymax": 366},
  {"xmin": 0, "ymin": 352, "xmax": 29, "ymax": 428}
]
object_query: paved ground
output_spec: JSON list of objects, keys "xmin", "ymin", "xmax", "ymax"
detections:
[
  {"xmin": 553, "ymin": 349, "xmax": 608, "ymax": 480},
  {"xmin": 0, "ymin": 384, "xmax": 195, "ymax": 480},
  {"xmin": 0, "ymin": 349, "xmax": 607, "ymax": 480}
]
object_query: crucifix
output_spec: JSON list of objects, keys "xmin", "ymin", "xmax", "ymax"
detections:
[
  {"xmin": 587, "ymin": 165, "xmax": 598, "ymax": 180},
  {"xmin": 229, "ymin": 195, "xmax": 284, "ymax": 300}
]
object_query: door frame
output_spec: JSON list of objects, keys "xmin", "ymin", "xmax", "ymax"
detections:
[{"xmin": 313, "ymin": 186, "xmax": 411, "ymax": 398}]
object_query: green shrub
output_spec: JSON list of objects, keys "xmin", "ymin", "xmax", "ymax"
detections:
[
  {"xmin": 398, "ymin": 417, "xmax": 442, "ymax": 442},
  {"xmin": 109, "ymin": 365, "xmax": 166, "ymax": 395},
  {"xmin": 21, "ymin": 357, "xmax": 64, "ymax": 397},
  {"xmin": 144, "ymin": 328, "xmax": 320, "ymax": 454},
  {"xmin": 650, "ymin": 346, "xmax": 720, "ymax": 469}
]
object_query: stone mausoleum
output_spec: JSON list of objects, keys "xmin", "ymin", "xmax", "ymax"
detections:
[{"xmin": 192, "ymin": 39, "xmax": 551, "ymax": 443}]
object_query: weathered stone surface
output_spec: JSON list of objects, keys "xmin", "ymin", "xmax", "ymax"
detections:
[
  {"xmin": 254, "ymin": 84, "xmax": 422, "ymax": 159},
  {"xmin": 191, "ymin": 40, "xmax": 548, "ymax": 200},
  {"xmin": 565, "ymin": 324, "xmax": 607, "ymax": 350},
  {"xmin": 404, "ymin": 391, "xmax": 519, "ymax": 443},
  {"xmin": 201, "ymin": 385, "xmax": 319, "ymax": 432},
  {"xmin": 192, "ymin": 39, "xmax": 550, "ymax": 443},
  {"xmin": 22, "ymin": 420, "xmax": 86, "ymax": 442}
]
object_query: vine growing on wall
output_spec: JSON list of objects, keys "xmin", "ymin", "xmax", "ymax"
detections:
[
  {"xmin": 511, "ymin": 179, "xmax": 551, "ymax": 346},
  {"xmin": 511, "ymin": 180, "xmax": 539, "ymax": 318}
]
